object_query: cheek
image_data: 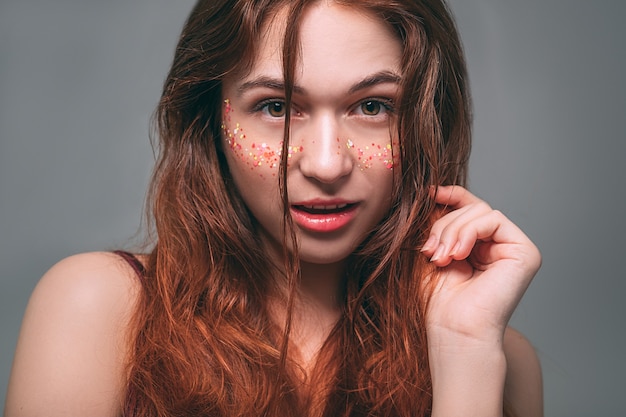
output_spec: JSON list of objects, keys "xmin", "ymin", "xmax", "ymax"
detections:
[
  {"xmin": 221, "ymin": 99, "xmax": 304, "ymax": 177},
  {"xmin": 345, "ymin": 137, "xmax": 400, "ymax": 171},
  {"xmin": 221, "ymin": 99, "xmax": 281, "ymax": 177}
]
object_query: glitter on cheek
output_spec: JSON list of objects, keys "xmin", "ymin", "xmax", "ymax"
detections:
[
  {"xmin": 221, "ymin": 99, "xmax": 304, "ymax": 176},
  {"xmin": 345, "ymin": 138, "xmax": 397, "ymax": 170}
]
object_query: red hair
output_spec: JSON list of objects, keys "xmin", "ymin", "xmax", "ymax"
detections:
[{"xmin": 122, "ymin": 1, "xmax": 515, "ymax": 416}]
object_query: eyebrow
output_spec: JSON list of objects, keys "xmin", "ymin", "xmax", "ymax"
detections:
[
  {"xmin": 237, "ymin": 77, "xmax": 303, "ymax": 96},
  {"xmin": 237, "ymin": 71, "xmax": 401, "ymax": 97},
  {"xmin": 348, "ymin": 71, "xmax": 401, "ymax": 94}
]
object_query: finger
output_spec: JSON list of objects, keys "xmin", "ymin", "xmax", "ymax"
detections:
[
  {"xmin": 421, "ymin": 205, "xmax": 471, "ymax": 253},
  {"xmin": 423, "ymin": 200, "xmax": 492, "ymax": 257},
  {"xmin": 432, "ymin": 209, "xmax": 535, "ymax": 267},
  {"xmin": 467, "ymin": 241, "xmax": 529, "ymax": 270},
  {"xmin": 431, "ymin": 185, "xmax": 482, "ymax": 209}
]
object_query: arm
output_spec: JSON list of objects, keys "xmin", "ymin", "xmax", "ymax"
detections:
[
  {"xmin": 504, "ymin": 327, "xmax": 543, "ymax": 417},
  {"xmin": 420, "ymin": 186, "xmax": 542, "ymax": 417},
  {"xmin": 427, "ymin": 327, "xmax": 542, "ymax": 417},
  {"xmin": 4, "ymin": 252, "xmax": 140, "ymax": 417}
]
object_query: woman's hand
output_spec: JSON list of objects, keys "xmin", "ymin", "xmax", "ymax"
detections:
[
  {"xmin": 420, "ymin": 185, "xmax": 541, "ymax": 348},
  {"xmin": 421, "ymin": 186, "xmax": 542, "ymax": 416}
]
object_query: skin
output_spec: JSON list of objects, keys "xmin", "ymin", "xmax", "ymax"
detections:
[
  {"xmin": 422, "ymin": 186, "xmax": 542, "ymax": 416},
  {"xmin": 5, "ymin": 2, "xmax": 543, "ymax": 416},
  {"xmin": 4, "ymin": 252, "xmax": 139, "ymax": 416},
  {"xmin": 220, "ymin": 3, "xmax": 399, "ymax": 268},
  {"xmin": 221, "ymin": 0, "xmax": 403, "ymax": 370}
]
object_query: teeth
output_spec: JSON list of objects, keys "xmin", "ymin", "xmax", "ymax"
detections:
[{"xmin": 303, "ymin": 203, "xmax": 348, "ymax": 210}]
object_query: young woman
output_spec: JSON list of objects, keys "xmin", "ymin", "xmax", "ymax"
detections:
[{"xmin": 5, "ymin": 0, "xmax": 543, "ymax": 416}]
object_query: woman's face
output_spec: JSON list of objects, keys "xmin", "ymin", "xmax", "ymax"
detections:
[{"xmin": 221, "ymin": 2, "xmax": 402, "ymax": 265}]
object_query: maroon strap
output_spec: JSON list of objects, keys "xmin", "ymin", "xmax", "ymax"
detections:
[{"xmin": 113, "ymin": 250, "xmax": 146, "ymax": 279}]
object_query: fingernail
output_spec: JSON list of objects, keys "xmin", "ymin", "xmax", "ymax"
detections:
[
  {"xmin": 421, "ymin": 235, "xmax": 437, "ymax": 252},
  {"xmin": 430, "ymin": 243, "xmax": 445, "ymax": 262},
  {"xmin": 450, "ymin": 240, "xmax": 462, "ymax": 256}
]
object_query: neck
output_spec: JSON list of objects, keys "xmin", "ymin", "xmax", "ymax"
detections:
[
  {"xmin": 298, "ymin": 260, "xmax": 345, "ymax": 312},
  {"xmin": 269, "ymin": 259, "xmax": 346, "ymax": 373},
  {"xmin": 271, "ymin": 259, "xmax": 345, "ymax": 328},
  {"xmin": 262, "ymin": 237, "xmax": 346, "ymax": 314}
]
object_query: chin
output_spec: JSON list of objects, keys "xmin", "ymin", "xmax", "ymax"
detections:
[
  {"xmin": 298, "ymin": 252, "xmax": 350, "ymax": 265},
  {"xmin": 296, "ymin": 241, "xmax": 358, "ymax": 265}
]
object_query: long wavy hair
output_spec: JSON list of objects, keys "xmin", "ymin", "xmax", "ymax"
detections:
[{"xmin": 121, "ymin": 1, "xmax": 514, "ymax": 416}]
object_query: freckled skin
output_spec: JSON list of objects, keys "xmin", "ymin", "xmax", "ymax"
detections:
[
  {"xmin": 222, "ymin": 100, "xmax": 398, "ymax": 174},
  {"xmin": 222, "ymin": 99, "xmax": 303, "ymax": 176},
  {"xmin": 345, "ymin": 139, "xmax": 398, "ymax": 170}
]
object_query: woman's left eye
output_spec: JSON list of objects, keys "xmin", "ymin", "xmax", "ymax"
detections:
[{"xmin": 355, "ymin": 99, "xmax": 394, "ymax": 117}]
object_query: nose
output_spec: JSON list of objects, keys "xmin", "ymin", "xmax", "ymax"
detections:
[{"xmin": 296, "ymin": 113, "xmax": 353, "ymax": 184}]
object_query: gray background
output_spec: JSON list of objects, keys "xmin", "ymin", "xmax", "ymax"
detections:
[{"xmin": 1, "ymin": 1, "xmax": 624, "ymax": 415}]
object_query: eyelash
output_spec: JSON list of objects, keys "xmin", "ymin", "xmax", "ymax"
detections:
[
  {"xmin": 353, "ymin": 98, "xmax": 396, "ymax": 118},
  {"xmin": 250, "ymin": 97, "xmax": 396, "ymax": 119},
  {"xmin": 251, "ymin": 99, "xmax": 291, "ymax": 118}
]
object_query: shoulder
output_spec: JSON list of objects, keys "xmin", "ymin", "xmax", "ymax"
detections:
[
  {"xmin": 503, "ymin": 327, "xmax": 543, "ymax": 417},
  {"xmin": 23, "ymin": 252, "xmax": 142, "ymax": 328},
  {"xmin": 5, "ymin": 251, "xmax": 143, "ymax": 417},
  {"xmin": 34, "ymin": 251, "xmax": 142, "ymax": 305}
]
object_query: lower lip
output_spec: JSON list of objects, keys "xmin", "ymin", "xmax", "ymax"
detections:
[{"xmin": 290, "ymin": 205, "xmax": 358, "ymax": 233}]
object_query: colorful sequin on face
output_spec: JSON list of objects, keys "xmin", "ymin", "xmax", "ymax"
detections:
[
  {"xmin": 345, "ymin": 139, "xmax": 397, "ymax": 170},
  {"xmin": 221, "ymin": 99, "xmax": 303, "ymax": 174}
]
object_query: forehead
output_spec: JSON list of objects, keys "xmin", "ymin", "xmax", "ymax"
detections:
[{"xmin": 246, "ymin": 3, "xmax": 402, "ymax": 86}]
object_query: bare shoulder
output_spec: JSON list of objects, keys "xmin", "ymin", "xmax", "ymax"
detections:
[
  {"xmin": 503, "ymin": 327, "xmax": 543, "ymax": 417},
  {"xmin": 5, "ymin": 251, "xmax": 143, "ymax": 417}
]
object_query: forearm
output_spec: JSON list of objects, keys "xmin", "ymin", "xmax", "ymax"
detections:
[{"xmin": 429, "ymin": 343, "xmax": 507, "ymax": 417}]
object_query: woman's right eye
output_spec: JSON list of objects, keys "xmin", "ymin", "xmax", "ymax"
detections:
[{"xmin": 258, "ymin": 100, "xmax": 286, "ymax": 118}]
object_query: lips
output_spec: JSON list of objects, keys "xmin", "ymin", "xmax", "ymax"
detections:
[{"xmin": 290, "ymin": 201, "xmax": 358, "ymax": 233}]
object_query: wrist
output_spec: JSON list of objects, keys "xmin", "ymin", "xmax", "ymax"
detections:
[{"xmin": 427, "ymin": 321, "xmax": 507, "ymax": 358}]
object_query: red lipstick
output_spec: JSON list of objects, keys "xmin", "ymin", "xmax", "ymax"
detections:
[{"xmin": 290, "ymin": 200, "xmax": 358, "ymax": 233}]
